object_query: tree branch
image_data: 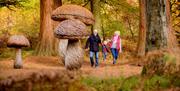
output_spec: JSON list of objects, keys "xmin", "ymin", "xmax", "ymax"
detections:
[
  {"xmin": 0, "ymin": 0, "xmax": 27, "ymax": 9},
  {"xmin": 82, "ymin": 0, "xmax": 90, "ymax": 7}
]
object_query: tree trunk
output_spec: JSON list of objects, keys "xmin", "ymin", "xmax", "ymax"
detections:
[
  {"xmin": 142, "ymin": 0, "xmax": 179, "ymax": 76},
  {"xmin": 35, "ymin": 0, "xmax": 61, "ymax": 56},
  {"xmin": 165, "ymin": 0, "xmax": 178, "ymax": 50},
  {"xmin": 127, "ymin": 17, "xmax": 135, "ymax": 39},
  {"xmin": 138, "ymin": 0, "xmax": 178, "ymax": 55},
  {"xmin": 136, "ymin": 0, "xmax": 146, "ymax": 57},
  {"xmin": 52, "ymin": 0, "xmax": 62, "ymax": 29},
  {"xmin": 90, "ymin": 0, "xmax": 102, "ymax": 32},
  {"xmin": 52, "ymin": 0, "xmax": 62, "ymax": 56},
  {"xmin": 102, "ymin": 21, "xmax": 105, "ymax": 41},
  {"xmin": 145, "ymin": 0, "xmax": 168, "ymax": 51}
]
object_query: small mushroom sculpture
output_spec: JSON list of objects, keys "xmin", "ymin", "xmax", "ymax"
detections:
[
  {"xmin": 7, "ymin": 35, "xmax": 30, "ymax": 69},
  {"xmin": 51, "ymin": 4, "xmax": 95, "ymax": 70}
]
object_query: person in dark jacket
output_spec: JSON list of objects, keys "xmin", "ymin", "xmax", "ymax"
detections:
[{"xmin": 85, "ymin": 29, "xmax": 101, "ymax": 67}]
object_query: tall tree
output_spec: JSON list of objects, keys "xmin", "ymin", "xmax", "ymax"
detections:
[
  {"xmin": 145, "ymin": 0, "xmax": 178, "ymax": 52},
  {"xmin": 35, "ymin": 0, "xmax": 62, "ymax": 56},
  {"xmin": 90, "ymin": 0, "xmax": 102, "ymax": 32},
  {"xmin": 52, "ymin": 0, "xmax": 62, "ymax": 54},
  {"xmin": 136, "ymin": 0, "xmax": 146, "ymax": 57},
  {"xmin": 142, "ymin": 0, "xmax": 179, "ymax": 76}
]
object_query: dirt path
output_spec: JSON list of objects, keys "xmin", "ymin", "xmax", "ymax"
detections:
[{"xmin": 0, "ymin": 56, "xmax": 142, "ymax": 80}]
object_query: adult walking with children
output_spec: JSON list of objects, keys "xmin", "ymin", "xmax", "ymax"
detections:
[{"xmin": 85, "ymin": 29, "xmax": 102, "ymax": 67}]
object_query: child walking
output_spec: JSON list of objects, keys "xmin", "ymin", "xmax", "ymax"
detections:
[{"xmin": 102, "ymin": 41, "xmax": 109, "ymax": 61}]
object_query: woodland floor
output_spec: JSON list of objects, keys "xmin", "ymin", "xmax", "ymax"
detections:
[
  {"xmin": 1, "ymin": 54, "xmax": 180, "ymax": 91},
  {"xmin": 0, "ymin": 54, "xmax": 142, "ymax": 80}
]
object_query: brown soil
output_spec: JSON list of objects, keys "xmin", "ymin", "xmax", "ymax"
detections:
[{"xmin": 0, "ymin": 56, "xmax": 142, "ymax": 80}]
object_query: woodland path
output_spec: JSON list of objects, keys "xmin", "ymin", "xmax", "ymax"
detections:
[{"xmin": 0, "ymin": 56, "xmax": 142, "ymax": 80}]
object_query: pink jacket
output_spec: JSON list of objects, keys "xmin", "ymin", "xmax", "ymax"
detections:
[{"xmin": 109, "ymin": 36, "xmax": 122, "ymax": 52}]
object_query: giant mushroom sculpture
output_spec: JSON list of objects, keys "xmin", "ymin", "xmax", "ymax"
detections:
[
  {"xmin": 7, "ymin": 35, "xmax": 30, "ymax": 69},
  {"xmin": 54, "ymin": 19, "xmax": 89, "ymax": 70},
  {"xmin": 51, "ymin": 4, "xmax": 95, "ymax": 70},
  {"xmin": 51, "ymin": 4, "xmax": 95, "ymax": 25}
]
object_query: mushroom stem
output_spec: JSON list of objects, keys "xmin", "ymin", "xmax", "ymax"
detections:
[
  {"xmin": 65, "ymin": 40, "xmax": 83, "ymax": 70},
  {"xmin": 14, "ymin": 48, "xmax": 23, "ymax": 69},
  {"xmin": 58, "ymin": 39, "xmax": 68, "ymax": 64}
]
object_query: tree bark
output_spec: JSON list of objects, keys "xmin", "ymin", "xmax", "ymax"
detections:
[
  {"xmin": 138, "ymin": 0, "xmax": 178, "ymax": 55},
  {"xmin": 145, "ymin": 0, "xmax": 178, "ymax": 52},
  {"xmin": 165, "ymin": 0, "xmax": 178, "ymax": 50},
  {"xmin": 53, "ymin": 0, "xmax": 62, "ymax": 55},
  {"xmin": 90, "ymin": 0, "xmax": 102, "ymax": 32},
  {"xmin": 136, "ymin": 0, "xmax": 146, "ymax": 57},
  {"xmin": 145, "ymin": 0, "xmax": 168, "ymax": 51},
  {"xmin": 142, "ymin": 0, "xmax": 179, "ymax": 76},
  {"xmin": 127, "ymin": 17, "xmax": 135, "ymax": 39},
  {"xmin": 35, "ymin": 0, "xmax": 61, "ymax": 56}
]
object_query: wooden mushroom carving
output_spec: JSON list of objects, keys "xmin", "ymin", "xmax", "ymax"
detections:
[
  {"xmin": 7, "ymin": 35, "xmax": 30, "ymax": 69},
  {"xmin": 51, "ymin": 4, "xmax": 95, "ymax": 70}
]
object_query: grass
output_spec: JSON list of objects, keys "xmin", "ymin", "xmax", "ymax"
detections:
[
  {"xmin": 119, "ymin": 76, "xmax": 140, "ymax": 91},
  {"xmin": 1, "ymin": 74, "xmax": 179, "ymax": 91},
  {"xmin": 0, "ymin": 48, "xmax": 14, "ymax": 59},
  {"xmin": 81, "ymin": 76, "xmax": 125, "ymax": 91},
  {"xmin": 143, "ymin": 75, "xmax": 171, "ymax": 91},
  {"xmin": 81, "ymin": 74, "xmax": 180, "ymax": 91},
  {"xmin": 0, "ymin": 48, "xmax": 34, "ymax": 60}
]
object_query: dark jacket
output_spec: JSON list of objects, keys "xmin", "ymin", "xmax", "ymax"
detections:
[{"xmin": 85, "ymin": 34, "xmax": 101, "ymax": 52}]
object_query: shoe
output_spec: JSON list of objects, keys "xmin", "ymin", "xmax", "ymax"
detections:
[
  {"xmin": 95, "ymin": 65, "xmax": 99, "ymax": 68},
  {"xmin": 91, "ymin": 64, "xmax": 94, "ymax": 67},
  {"xmin": 113, "ymin": 61, "xmax": 116, "ymax": 64}
]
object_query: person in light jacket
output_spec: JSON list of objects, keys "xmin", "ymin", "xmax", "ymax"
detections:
[{"xmin": 109, "ymin": 31, "xmax": 122, "ymax": 64}]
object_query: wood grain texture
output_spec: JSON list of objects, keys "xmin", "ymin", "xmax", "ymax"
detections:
[
  {"xmin": 58, "ymin": 39, "xmax": 68, "ymax": 65},
  {"xmin": 7, "ymin": 35, "xmax": 30, "ymax": 48},
  {"xmin": 65, "ymin": 40, "xmax": 83, "ymax": 70},
  {"xmin": 51, "ymin": 4, "xmax": 95, "ymax": 25}
]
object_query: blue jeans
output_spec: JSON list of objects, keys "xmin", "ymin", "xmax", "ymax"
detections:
[
  {"xmin": 111, "ymin": 48, "xmax": 119, "ymax": 64},
  {"xmin": 90, "ymin": 51, "xmax": 99, "ymax": 67},
  {"xmin": 103, "ymin": 52, "xmax": 107, "ymax": 61}
]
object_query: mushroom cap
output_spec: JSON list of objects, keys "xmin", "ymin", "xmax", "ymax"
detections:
[
  {"xmin": 54, "ymin": 19, "xmax": 89, "ymax": 39},
  {"xmin": 51, "ymin": 4, "xmax": 95, "ymax": 25},
  {"xmin": 7, "ymin": 35, "xmax": 30, "ymax": 48}
]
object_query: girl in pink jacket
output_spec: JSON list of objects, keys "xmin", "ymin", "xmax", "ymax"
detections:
[{"xmin": 109, "ymin": 31, "xmax": 122, "ymax": 64}]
